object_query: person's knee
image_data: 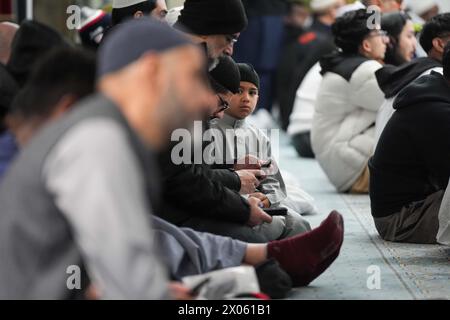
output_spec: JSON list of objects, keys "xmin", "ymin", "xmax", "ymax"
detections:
[
  {"xmin": 252, "ymin": 217, "xmax": 286, "ymax": 242},
  {"xmin": 289, "ymin": 214, "xmax": 312, "ymax": 234},
  {"xmin": 292, "ymin": 132, "xmax": 315, "ymax": 158}
]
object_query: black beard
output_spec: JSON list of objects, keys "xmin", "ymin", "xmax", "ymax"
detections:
[{"xmin": 200, "ymin": 42, "xmax": 219, "ymax": 71}]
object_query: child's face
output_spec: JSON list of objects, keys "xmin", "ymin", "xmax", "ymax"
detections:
[{"xmin": 226, "ymin": 81, "xmax": 259, "ymax": 120}]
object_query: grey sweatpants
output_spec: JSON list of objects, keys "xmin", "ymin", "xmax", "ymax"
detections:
[
  {"xmin": 374, "ymin": 190, "xmax": 444, "ymax": 244},
  {"xmin": 152, "ymin": 217, "xmax": 248, "ymax": 280}
]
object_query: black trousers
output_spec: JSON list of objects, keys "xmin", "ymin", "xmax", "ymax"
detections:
[{"xmin": 291, "ymin": 132, "xmax": 315, "ymax": 159}]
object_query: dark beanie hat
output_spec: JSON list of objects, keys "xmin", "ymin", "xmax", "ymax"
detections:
[
  {"xmin": 98, "ymin": 19, "xmax": 192, "ymax": 79},
  {"xmin": 237, "ymin": 63, "xmax": 260, "ymax": 89},
  {"xmin": 7, "ymin": 20, "xmax": 67, "ymax": 87},
  {"xmin": 175, "ymin": 0, "xmax": 248, "ymax": 36},
  {"xmin": 208, "ymin": 55, "xmax": 240, "ymax": 94}
]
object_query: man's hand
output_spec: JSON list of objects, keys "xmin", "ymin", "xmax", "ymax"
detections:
[
  {"xmin": 249, "ymin": 192, "xmax": 270, "ymax": 208},
  {"xmin": 236, "ymin": 170, "xmax": 267, "ymax": 195},
  {"xmin": 85, "ymin": 284, "xmax": 101, "ymax": 300},
  {"xmin": 247, "ymin": 197, "xmax": 273, "ymax": 227},
  {"xmin": 234, "ymin": 155, "xmax": 262, "ymax": 171}
]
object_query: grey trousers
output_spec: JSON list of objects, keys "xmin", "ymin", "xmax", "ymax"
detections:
[
  {"xmin": 438, "ymin": 180, "xmax": 450, "ymax": 246},
  {"xmin": 152, "ymin": 217, "xmax": 248, "ymax": 280},
  {"xmin": 374, "ymin": 190, "xmax": 444, "ymax": 244}
]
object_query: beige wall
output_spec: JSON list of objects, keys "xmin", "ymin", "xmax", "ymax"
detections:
[
  {"xmin": 167, "ymin": 0, "xmax": 185, "ymax": 9},
  {"xmin": 33, "ymin": 0, "xmax": 77, "ymax": 38}
]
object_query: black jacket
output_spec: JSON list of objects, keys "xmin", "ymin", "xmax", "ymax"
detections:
[
  {"xmin": 157, "ymin": 140, "xmax": 250, "ymax": 226},
  {"xmin": 276, "ymin": 22, "xmax": 335, "ymax": 130},
  {"xmin": 369, "ymin": 72, "xmax": 450, "ymax": 218}
]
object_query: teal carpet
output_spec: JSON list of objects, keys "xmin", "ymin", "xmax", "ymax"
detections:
[{"xmin": 277, "ymin": 137, "xmax": 450, "ymax": 300}]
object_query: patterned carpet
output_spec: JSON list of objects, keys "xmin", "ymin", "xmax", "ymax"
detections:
[{"xmin": 277, "ymin": 138, "xmax": 450, "ymax": 300}]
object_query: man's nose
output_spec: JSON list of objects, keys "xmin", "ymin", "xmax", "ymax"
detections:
[{"xmin": 224, "ymin": 44, "xmax": 234, "ymax": 56}]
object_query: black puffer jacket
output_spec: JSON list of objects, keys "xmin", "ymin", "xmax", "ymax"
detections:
[{"xmin": 157, "ymin": 139, "xmax": 250, "ymax": 226}]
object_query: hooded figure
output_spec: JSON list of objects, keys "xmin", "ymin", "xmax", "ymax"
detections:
[{"xmin": 370, "ymin": 69, "xmax": 450, "ymax": 244}]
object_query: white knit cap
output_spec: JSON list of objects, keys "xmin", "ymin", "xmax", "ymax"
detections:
[
  {"xmin": 310, "ymin": 0, "xmax": 341, "ymax": 12},
  {"xmin": 113, "ymin": 0, "xmax": 147, "ymax": 9},
  {"xmin": 405, "ymin": 0, "xmax": 438, "ymax": 16},
  {"xmin": 165, "ymin": 6, "xmax": 183, "ymax": 27}
]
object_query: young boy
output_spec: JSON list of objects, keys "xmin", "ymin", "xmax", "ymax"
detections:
[{"xmin": 207, "ymin": 63, "xmax": 314, "ymax": 225}]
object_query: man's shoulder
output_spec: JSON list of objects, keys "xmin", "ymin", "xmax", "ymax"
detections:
[{"xmin": 18, "ymin": 94, "xmax": 125, "ymax": 164}]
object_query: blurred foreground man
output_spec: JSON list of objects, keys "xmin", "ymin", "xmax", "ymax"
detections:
[
  {"xmin": 0, "ymin": 18, "xmax": 345, "ymax": 299},
  {"xmin": 0, "ymin": 19, "xmax": 211, "ymax": 299}
]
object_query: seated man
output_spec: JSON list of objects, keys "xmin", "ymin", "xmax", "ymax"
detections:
[
  {"xmin": 159, "ymin": 55, "xmax": 307, "ymax": 243},
  {"xmin": 207, "ymin": 62, "xmax": 313, "ymax": 228},
  {"xmin": 311, "ymin": 9, "xmax": 387, "ymax": 194},
  {"xmin": 369, "ymin": 43, "xmax": 450, "ymax": 244}
]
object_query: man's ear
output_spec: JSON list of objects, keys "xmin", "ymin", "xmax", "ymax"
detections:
[
  {"xmin": 51, "ymin": 94, "xmax": 78, "ymax": 119},
  {"xmin": 134, "ymin": 11, "xmax": 144, "ymax": 19},
  {"xmin": 139, "ymin": 52, "xmax": 167, "ymax": 92},
  {"xmin": 432, "ymin": 37, "xmax": 445, "ymax": 54},
  {"xmin": 140, "ymin": 52, "xmax": 160, "ymax": 78}
]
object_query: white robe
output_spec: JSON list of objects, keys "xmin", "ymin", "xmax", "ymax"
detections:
[{"xmin": 207, "ymin": 114, "xmax": 317, "ymax": 215}]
